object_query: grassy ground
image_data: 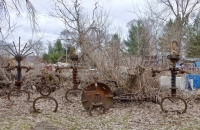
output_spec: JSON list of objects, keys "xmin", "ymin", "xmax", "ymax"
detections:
[{"xmin": 0, "ymin": 88, "xmax": 200, "ymax": 130}]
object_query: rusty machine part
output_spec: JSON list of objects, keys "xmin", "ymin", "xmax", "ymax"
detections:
[
  {"xmin": 81, "ymin": 77, "xmax": 113, "ymax": 116},
  {"xmin": 33, "ymin": 74, "xmax": 58, "ymax": 113},
  {"xmin": 152, "ymin": 40, "xmax": 187, "ymax": 114},
  {"xmin": 2, "ymin": 37, "xmax": 33, "ymax": 101},
  {"xmin": 113, "ymin": 90, "xmax": 161, "ymax": 103}
]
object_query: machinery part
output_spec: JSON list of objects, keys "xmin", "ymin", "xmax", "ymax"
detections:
[
  {"xmin": 33, "ymin": 96, "xmax": 58, "ymax": 113},
  {"xmin": 88, "ymin": 93, "xmax": 106, "ymax": 116},
  {"xmin": 160, "ymin": 96, "xmax": 187, "ymax": 114},
  {"xmin": 88, "ymin": 104, "xmax": 106, "ymax": 116},
  {"xmin": 8, "ymin": 89, "xmax": 30, "ymax": 101},
  {"xmin": 40, "ymin": 86, "xmax": 52, "ymax": 96},
  {"xmin": 65, "ymin": 88, "xmax": 83, "ymax": 103},
  {"xmin": 81, "ymin": 83, "xmax": 113, "ymax": 115}
]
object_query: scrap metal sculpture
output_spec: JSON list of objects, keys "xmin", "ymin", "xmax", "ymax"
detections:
[
  {"xmin": 152, "ymin": 40, "xmax": 187, "ymax": 113},
  {"xmin": 81, "ymin": 77, "xmax": 113, "ymax": 116},
  {"xmin": 33, "ymin": 69, "xmax": 58, "ymax": 113},
  {"xmin": 2, "ymin": 37, "xmax": 33, "ymax": 101},
  {"xmin": 55, "ymin": 54, "xmax": 83, "ymax": 102}
]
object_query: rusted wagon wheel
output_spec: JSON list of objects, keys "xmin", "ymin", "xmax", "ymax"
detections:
[{"xmin": 81, "ymin": 82, "xmax": 113, "ymax": 116}]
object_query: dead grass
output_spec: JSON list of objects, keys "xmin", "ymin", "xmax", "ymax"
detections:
[{"xmin": 0, "ymin": 87, "xmax": 200, "ymax": 130}]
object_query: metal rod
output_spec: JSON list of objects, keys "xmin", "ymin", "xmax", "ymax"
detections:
[
  {"xmin": 20, "ymin": 43, "xmax": 27, "ymax": 55},
  {"xmin": 5, "ymin": 49, "xmax": 15, "ymax": 56},
  {"xmin": 7, "ymin": 45, "xmax": 17, "ymax": 55},
  {"xmin": 22, "ymin": 47, "xmax": 32, "ymax": 56},
  {"xmin": 13, "ymin": 42, "xmax": 18, "ymax": 55},
  {"xmin": 23, "ymin": 52, "xmax": 33, "ymax": 57}
]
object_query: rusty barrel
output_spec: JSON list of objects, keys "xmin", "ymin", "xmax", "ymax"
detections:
[{"xmin": 81, "ymin": 82, "xmax": 113, "ymax": 111}]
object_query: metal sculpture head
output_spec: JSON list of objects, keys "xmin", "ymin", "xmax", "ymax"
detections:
[
  {"xmin": 5, "ymin": 37, "xmax": 32, "ymax": 62},
  {"xmin": 168, "ymin": 40, "xmax": 180, "ymax": 63}
]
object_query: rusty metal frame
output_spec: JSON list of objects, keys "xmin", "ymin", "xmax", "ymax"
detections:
[
  {"xmin": 2, "ymin": 37, "xmax": 33, "ymax": 102},
  {"xmin": 32, "ymin": 74, "xmax": 58, "ymax": 113},
  {"xmin": 152, "ymin": 40, "xmax": 187, "ymax": 114}
]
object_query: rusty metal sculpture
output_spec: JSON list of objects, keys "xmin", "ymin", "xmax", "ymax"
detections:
[
  {"xmin": 33, "ymin": 69, "xmax": 58, "ymax": 113},
  {"xmin": 55, "ymin": 54, "xmax": 83, "ymax": 102},
  {"xmin": 152, "ymin": 40, "xmax": 187, "ymax": 114},
  {"xmin": 2, "ymin": 37, "xmax": 33, "ymax": 101},
  {"xmin": 81, "ymin": 77, "xmax": 113, "ymax": 116},
  {"xmin": 65, "ymin": 54, "xmax": 83, "ymax": 102}
]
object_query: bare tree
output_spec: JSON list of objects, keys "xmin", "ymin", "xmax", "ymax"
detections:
[
  {"xmin": 50, "ymin": 0, "xmax": 112, "ymax": 70},
  {"xmin": 0, "ymin": 0, "xmax": 37, "ymax": 32},
  {"xmin": 27, "ymin": 38, "xmax": 46, "ymax": 59},
  {"xmin": 145, "ymin": 0, "xmax": 200, "ymax": 55}
]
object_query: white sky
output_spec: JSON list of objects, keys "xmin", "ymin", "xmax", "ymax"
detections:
[{"xmin": 6, "ymin": 0, "xmax": 145, "ymax": 44}]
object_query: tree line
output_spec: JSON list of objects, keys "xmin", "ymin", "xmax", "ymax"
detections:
[{"xmin": 1, "ymin": 0, "xmax": 200, "ymax": 66}]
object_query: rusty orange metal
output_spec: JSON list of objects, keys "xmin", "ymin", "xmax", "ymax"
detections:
[{"xmin": 81, "ymin": 82, "xmax": 113, "ymax": 115}]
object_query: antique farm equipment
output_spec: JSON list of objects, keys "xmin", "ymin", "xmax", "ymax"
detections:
[
  {"xmin": 81, "ymin": 77, "xmax": 113, "ymax": 116},
  {"xmin": 56, "ymin": 54, "xmax": 83, "ymax": 102},
  {"xmin": 33, "ymin": 69, "xmax": 58, "ymax": 113},
  {"xmin": 113, "ymin": 88, "xmax": 161, "ymax": 103},
  {"xmin": 152, "ymin": 40, "xmax": 188, "ymax": 114},
  {"xmin": 2, "ymin": 37, "xmax": 33, "ymax": 101}
]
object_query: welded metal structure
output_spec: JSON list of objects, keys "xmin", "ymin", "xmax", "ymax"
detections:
[
  {"xmin": 81, "ymin": 77, "xmax": 113, "ymax": 116},
  {"xmin": 55, "ymin": 54, "xmax": 83, "ymax": 102},
  {"xmin": 33, "ymin": 72, "xmax": 58, "ymax": 113},
  {"xmin": 65, "ymin": 54, "xmax": 83, "ymax": 102},
  {"xmin": 2, "ymin": 37, "xmax": 33, "ymax": 101},
  {"xmin": 152, "ymin": 40, "xmax": 187, "ymax": 114}
]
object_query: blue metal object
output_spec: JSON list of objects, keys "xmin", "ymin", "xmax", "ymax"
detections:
[{"xmin": 186, "ymin": 74, "xmax": 200, "ymax": 90}]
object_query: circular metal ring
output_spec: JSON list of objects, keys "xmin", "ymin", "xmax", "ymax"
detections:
[
  {"xmin": 160, "ymin": 96, "xmax": 187, "ymax": 114},
  {"xmin": 65, "ymin": 88, "xmax": 82, "ymax": 103},
  {"xmin": 40, "ymin": 86, "xmax": 51, "ymax": 96},
  {"xmin": 8, "ymin": 89, "xmax": 30, "ymax": 101},
  {"xmin": 33, "ymin": 96, "xmax": 58, "ymax": 113},
  {"xmin": 88, "ymin": 104, "xmax": 106, "ymax": 116}
]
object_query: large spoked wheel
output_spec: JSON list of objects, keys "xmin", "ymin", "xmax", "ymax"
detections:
[{"xmin": 160, "ymin": 96, "xmax": 187, "ymax": 114}]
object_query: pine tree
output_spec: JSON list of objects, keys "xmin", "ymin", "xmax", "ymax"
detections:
[{"xmin": 123, "ymin": 20, "xmax": 146, "ymax": 55}]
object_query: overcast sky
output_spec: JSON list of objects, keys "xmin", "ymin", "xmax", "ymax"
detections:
[{"xmin": 6, "ymin": 0, "xmax": 145, "ymax": 44}]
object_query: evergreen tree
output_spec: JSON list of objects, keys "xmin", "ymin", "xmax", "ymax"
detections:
[
  {"xmin": 42, "ymin": 39, "xmax": 66, "ymax": 63},
  {"xmin": 186, "ymin": 13, "xmax": 200, "ymax": 57},
  {"xmin": 123, "ymin": 20, "xmax": 146, "ymax": 55}
]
